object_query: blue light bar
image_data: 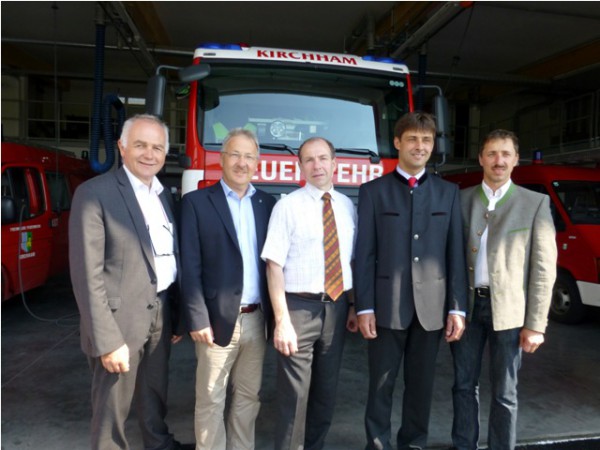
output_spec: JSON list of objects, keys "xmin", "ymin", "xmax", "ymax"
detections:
[
  {"xmin": 199, "ymin": 43, "xmax": 243, "ymax": 51},
  {"xmin": 362, "ymin": 55, "xmax": 404, "ymax": 65}
]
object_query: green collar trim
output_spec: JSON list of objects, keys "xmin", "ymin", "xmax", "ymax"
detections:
[{"xmin": 477, "ymin": 182, "xmax": 516, "ymax": 209}]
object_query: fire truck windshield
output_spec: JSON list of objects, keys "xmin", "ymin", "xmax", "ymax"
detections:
[{"xmin": 197, "ymin": 65, "xmax": 409, "ymax": 159}]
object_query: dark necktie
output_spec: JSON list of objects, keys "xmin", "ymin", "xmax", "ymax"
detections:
[
  {"xmin": 322, "ymin": 193, "xmax": 343, "ymax": 301},
  {"xmin": 408, "ymin": 176, "xmax": 418, "ymax": 188}
]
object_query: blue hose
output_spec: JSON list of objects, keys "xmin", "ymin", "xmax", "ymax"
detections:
[{"xmin": 89, "ymin": 22, "xmax": 124, "ymax": 173}]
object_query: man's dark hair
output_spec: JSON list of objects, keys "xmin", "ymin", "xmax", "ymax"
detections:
[
  {"xmin": 479, "ymin": 129, "xmax": 519, "ymax": 155},
  {"xmin": 394, "ymin": 112, "xmax": 437, "ymax": 139},
  {"xmin": 298, "ymin": 137, "xmax": 335, "ymax": 161}
]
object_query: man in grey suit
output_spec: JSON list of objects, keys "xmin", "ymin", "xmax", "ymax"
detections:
[
  {"xmin": 451, "ymin": 129, "xmax": 557, "ymax": 450},
  {"xmin": 354, "ymin": 112, "xmax": 468, "ymax": 450},
  {"xmin": 70, "ymin": 114, "xmax": 185, "ymax": 450}
]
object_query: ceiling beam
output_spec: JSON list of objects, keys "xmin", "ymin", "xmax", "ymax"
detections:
[
  {"xmin": 391, "ymin": 2, "xmax": 470, "ymax": 59},
  {"xmin": 122, "ymin": 1, "xmax": 171, "ymax": 47},
  {"xmin": 515, "ymin": 39, "xmax": 600, "ymax": 80}
]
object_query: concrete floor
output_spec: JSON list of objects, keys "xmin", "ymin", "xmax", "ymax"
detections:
[{"xmin": 2, "ymin": 276, "xmax": 600, "ymax": 450}]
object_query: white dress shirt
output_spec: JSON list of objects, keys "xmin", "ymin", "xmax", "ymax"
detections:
[
  {"xmin": 261, "ymin": 182, "xmax": 356, "ymax": 293},
  {"xmin": 475, "ymin": 179, "xmax": 513, "ymax": 288},
  {"xmin": 124, "ymin": 166, "xmax": 177, "ymax": 293}
]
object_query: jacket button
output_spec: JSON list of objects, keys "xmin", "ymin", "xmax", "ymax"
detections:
[
  {"xmin": 477, "ymin": 230, "xmax": 483, "ymax": 236},
  {"xmin": 413, "ymin": 234, "xmax": 419, "ymax": 240},
  {"xmin": 472, "ymin": 247, "xmax": 478, "ymax": 253},
  {"xmin": 147, "ymin": 304, "xmax": 154, "ymax": 310},
  {"xmin": 413, "ymin": 257, "xmax": 419, "ymax": 262}
]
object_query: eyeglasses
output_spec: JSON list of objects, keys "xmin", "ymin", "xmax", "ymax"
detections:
[
  {"xmin": 148, "ymin": 223, "xmax": 174, "ymax": 257},
  {"xmin": 223, "ymin": 151, "xmax": 258, "ymax": 163}
]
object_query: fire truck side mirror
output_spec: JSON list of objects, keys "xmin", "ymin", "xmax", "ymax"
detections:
[
  {"xmin": 145, "ymin": 64, "xmax": 210, "ymax": 118},
  {"xmin": 1, "ymin": 196, "xmax": 17, "ymax": 224},
  {"xmin": 146, "ymin": 75, "xmax": 166, "ymax": 118},
  {"xmin": 433, "ymin": 95, "xmax": 452, "ymax": 155},
  {"xmin": 178, "ymin": 64, "xmax": 210, "ymax": 83}
]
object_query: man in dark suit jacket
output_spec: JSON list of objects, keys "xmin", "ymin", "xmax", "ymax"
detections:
[
  {"xmin": 180, "ymin": 128, "xmax": 276, "ymax": 450},
  {"xmin": 354, "ymin": 112, "xmax": 468, "ymax": 450},
  {"xmin": 70, "ymin": 114, "xmax": 184, "ymax": 449}
]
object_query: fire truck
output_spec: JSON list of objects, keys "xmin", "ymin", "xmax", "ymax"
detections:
[
  {"xmin": 146, "ymin": 43, "xmax": 449, "ymax": 199},
  {"xmin": 445, "ymin": 163, "xmax": 600, "ymax": 324},
  {"xmin": 1, "ymin": 142, "xmax": 94, "ymax": 301}
]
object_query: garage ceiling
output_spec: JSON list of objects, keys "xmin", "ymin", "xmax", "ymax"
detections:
[{"xmin": 2, "ymin": 1, "xmax": 600, "ymax": 102}]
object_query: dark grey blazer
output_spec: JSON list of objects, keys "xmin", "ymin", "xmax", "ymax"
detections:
[
  {"xmin": 179, "ymin": 182, "xmax": 276, "ymax": 347},
  {"xmin": 69, "ymin": 167, "xmax": 180, "ymax": 358},
  {"xmin": 354, "ymin": 171, "xmax": 468, "ymax": 331}
]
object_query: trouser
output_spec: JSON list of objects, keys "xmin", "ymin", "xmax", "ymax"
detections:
[
  {"xmin": 274, "ymin": 292, "xmax": 349, "ymax": 450},
  {"xmin": 451, "ymin": 295, "xmax": 522, "ymax": 450},
  {"xmin": 89, "ymin": 294, "xmax": 174, "ymax": 450},
  {"xmin": 364, "ymin": 319, "xmax": 442, "ymax": 450},
  {"xmin": 194, "ymin": 308, "xmax": 266, "ymax": 450}
]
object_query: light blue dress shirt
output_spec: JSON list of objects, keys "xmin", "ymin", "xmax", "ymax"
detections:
[{"xmin": 220, "ymin": 179, "xmax": 260, "ymax": 305}]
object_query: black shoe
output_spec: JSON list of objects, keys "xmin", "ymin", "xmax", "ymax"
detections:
[{"xmin": 172, "ymin": 441, "xmax": 195, "ymax": 450}]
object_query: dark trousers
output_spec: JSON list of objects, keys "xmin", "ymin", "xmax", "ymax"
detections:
[
  {"xmin": 88, "ymin": 296, "xmax": 175, "ymax": 450},
  {"xmin": 364, "ymin": 319, "xmax": 442, "ymax": 450},
  {"xmin": 274, "ymin": 293, "xmax": 349, "ymax": 450},
  {"xmin": 451, "ymin": 296, "xmax": 522, "ymax": 450}
]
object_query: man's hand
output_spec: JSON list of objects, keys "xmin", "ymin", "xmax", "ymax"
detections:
[
  {"xmin": 273, "ymin": 317, "xmax": 298, "ymax": 356},
  {"xmin": 358, "ymin": 313, "xmax": 377, "ymax": 339},
  {"xmin": 346, "ymin": 306, "xmax": 358, "ymax": 333},
  {"xmin": 190, "ymin": 327, "xmax": 214, "ymax": 347},
  {"xmin": 445, "ymin": 313, "xmax": 466, "ymax": 342},
  {"xmin": 171, "ymin": 335, "xmax": 183, "ymax": 344},
  {"xmin": 101, "ymin": 344, "xmax": 130, "ymax": 373},
  {"xmin": 520, "ymin": 328, "xmax": 544, "ymax": 353}
]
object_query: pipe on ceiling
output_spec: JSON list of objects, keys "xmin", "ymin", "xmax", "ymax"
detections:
[{"xmin": 391, "ymin": 2, "xmax": 469, "ymax": 60}]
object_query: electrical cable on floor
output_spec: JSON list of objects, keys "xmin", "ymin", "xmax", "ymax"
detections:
[
  {"xmin": 16, "ymin": 203, "xmax": 80, "ymax": 328},
  {"xmin": 0, "ymin": 326, "xmax": 79, "ymax": 389}
]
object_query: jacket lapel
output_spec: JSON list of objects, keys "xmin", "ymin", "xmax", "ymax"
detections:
[
  {"xmin": 208, "ymin": 183, "xmax": 239, "ymax": 249},
  {"xmin": 252, "ymin": 193, "xmax": 268, "ymax": 248},
  {"xmin": 115, "ymin": 168, "xmax": 156, "ymax": 276}
]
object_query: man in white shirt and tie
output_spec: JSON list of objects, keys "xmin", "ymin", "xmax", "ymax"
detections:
[{"xmin": 261, "ymin": 137, "xmax": 358, "ymax": 450}]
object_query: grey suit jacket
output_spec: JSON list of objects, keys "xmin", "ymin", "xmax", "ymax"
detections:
[
  {"xmin": 354, "ymin": 171, "xmax": 468, "ymax": 331},
  {"xmin": 461, "ymin": 183, "xmax": 557, "ymax": 332},
  {"xmin": 69, "ymin": 167, "xmax": 179, "ymax": 357}
]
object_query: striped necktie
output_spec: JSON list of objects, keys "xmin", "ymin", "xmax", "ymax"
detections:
[{"xmin": 322, "ymin": 192, "xmax": 343, "ymax": 301}]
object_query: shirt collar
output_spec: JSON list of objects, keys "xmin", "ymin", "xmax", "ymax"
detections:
[
  {"xmin": 482, "ymin": 179, "xmax": 512, "ymax": 199},
  {"xmin": 123, "ymin": 165, "xmax": 164, "ymax": 195},
  {"xmin": 220, "ymin": 179, "xmax": 256, "ymax": 199},
  {"xmin": 396, "ymin": 166, "xmax": 426, "ymax": 181},
  {"xmin": 305, "ymin": 182, "xmax": 335, "ymax": 201}
]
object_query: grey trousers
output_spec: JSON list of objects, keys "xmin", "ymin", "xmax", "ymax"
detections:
[{"xmin": 88, "ymin": 296, "xmax": 175, "ymax": 450}]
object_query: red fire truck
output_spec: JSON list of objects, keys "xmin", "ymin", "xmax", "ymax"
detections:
[
  {"xmin": 1, "ymin": 142, "xmax": 94, "ymax": 301},
  {"xmin": 147, "ymin": 43, "xmax": 449, "ymax": 199},
  {"xmin": 445, "ymin": 164, "xmax": 600, "ymax": 324}
]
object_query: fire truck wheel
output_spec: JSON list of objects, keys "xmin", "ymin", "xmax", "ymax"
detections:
[{"xmin": 549, "ymin": 271, "xmax": 585, "ymax": 324}]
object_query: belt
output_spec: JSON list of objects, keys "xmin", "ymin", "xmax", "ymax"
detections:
[
  {"xmin": 475, "ymin": 286, "xmax": 490, "ymax": 298},
  {"xmin": 288, "ymin": 292, "xmax": 334, "ymax": 303},
  {"xmin": 240, "ymin": 303, "xmax": 260, "ymax": 314}
]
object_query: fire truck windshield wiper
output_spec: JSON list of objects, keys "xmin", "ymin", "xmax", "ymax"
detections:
[
  {"xmin": 335, "ymin": 148, "xmax": 381, "ymax": 163},
  {"xmin": 259, "ymin": 143, "xmax": 298, "ymax": 156}
]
